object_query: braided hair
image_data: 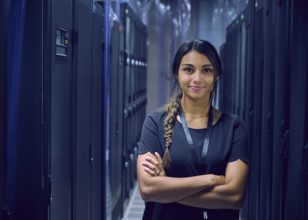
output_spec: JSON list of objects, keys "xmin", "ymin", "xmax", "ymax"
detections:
[
  {"xmin": 162, "ymin": 91, "xmax": 182, "ymax": 168},
  {"xmin": 162, "ymin": 39, "xmax": 221, "ymax": 168}
]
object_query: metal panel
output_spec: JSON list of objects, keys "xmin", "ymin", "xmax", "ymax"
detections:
[
  {"xmin": 110, "ymin": 20, "xmax": 123, "ymax": 220},
  {"xmin": 0, "ymin": 0, "xmax": 8, "ymax": 219},
  {"xmin": 50, "ymin": 0, "xmax": 73, "ymax": 219},
  {"xmin": 90, "ymin": 5, "xmax": 104, "ymax": 220},
  {"xmin": 248, "ymin": 7, "xmax": 264, "ymax": 220},
  {"xmin": 271, "ymin": 1, "xmax": 290, "ymax": 219},
  {"xmin": 123, "ymin": 7, "xmax": 131, "ymax": 205},
  {"xmin": 7, "ymin": 1, "xmax": 43, "ymax": 219},
  {"xmin": 121, "ymin": 3, "xmax": 147, "ymax": 216},
  {"xmin": 284, "ymin": 0, "xmax": 308, "ymax": 219},
  {"xmin": 74, "ymin": 1, "xmax": 94, "ymax": 219},
  {"xmin": 259, "ymin": 1, "xmax": 274, "ymax": 219}
]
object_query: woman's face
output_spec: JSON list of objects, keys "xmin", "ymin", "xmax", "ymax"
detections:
[{"xmin": 177, "ymin": 50, "xmax": 216, "ymax": 102}]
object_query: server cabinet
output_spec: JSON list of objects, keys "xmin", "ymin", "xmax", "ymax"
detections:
[
  {"xmin": 0, "ymin": 0, "xmax": 8, "ymax": 219},
  {"xmin": 271, "ymin": 1, "xmax": 290, "ymax": 219},
  {"xmin": 241, "ymin": 4, "xmax": 255, "ymax": 219},
  {"xmin": 123, "ymin": 5, "xmax": 132, "ymax": 206},
  {"xmin": 247, "ymin": 6, "xmax": 263, "ymax": 220},
  {"xmin": 90, "ymin": 7, "xmax": 104, "ymax": 220},
  {"xmin": 221, "ymin": 0, "xmax": 308, "ymax": 219},
  {"xmin": 74, "ymin": 1, "xmax": 104, "ymax": 220},
  {"xmin": 284, "ymin": 0, "xmax": 308, "ymax": 219},
  {"xmin": 48, "ymin": 0, "xmax": 74, "ymax": 219},
  {"xmin": 121, "ymin": 2, "xmax": 147, "ymax": 217},
  {"xmin": 110, "ymin": 20, "xmax": 124, "ymax": 220},
  {"xmin": 5, "ymin": 0, "xmax": 104, "ymax": 219},
  {"xmin": 259, "ymin": 1, "xmax": 274, "ymax": 219},
  {"xmin": 48, "ymin": 0, "xmax": 104, "ymax": 219},
  {"xmin": 6, "ymin": 1, "xmax": 44, "ymax": 219}
]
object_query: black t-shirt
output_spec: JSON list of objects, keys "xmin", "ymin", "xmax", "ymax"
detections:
[{"xmin": 138, "ymin": 110, "xmax": 250, "ymax": 220}]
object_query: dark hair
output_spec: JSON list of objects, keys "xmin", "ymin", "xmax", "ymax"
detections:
[{"xmin": 162, "ymin": 39, "xmax": 221, "ymax": 168}]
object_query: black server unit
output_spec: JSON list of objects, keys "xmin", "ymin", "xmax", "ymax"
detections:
[
  {"xmin": 221, "ymin": 0, "xmax": 308, "ymax": 219},
  {"xmin": 48, "ymin": 0, "xmax": 74, "ymax": 219},
  {"xmin": 47, "ymin": 0, "xmax": 105, "ymax": 219},
  {"xmin": 242, "ymin": 4, "xmax": 255, "ymax": 219},
  {"xmin": 271, "ymin": 1, "xmax": 290, "ymax": 219},
  {"xmin": 110, "ymin": 19, "xmax": 124, "ymax": 220},
  {"xmin": 284, "ymin": 0, "xmax": 308, "ymax": 219},
  {"xmin": 5, "ymin": 0, "xmax": 105, "ymax": 219},
  {"xmin": 0, "ymin": 0, "xmax": 8, "ymax": 219},
  {"xmin": 90, "ymin": 6, "xmax": 105, "ymax": 220},
  {"xmin": 259, "ymin": 1, "xmax": 274, "ymax": 219},
  {"xmin": 120, "ymin": 2, "xmax": 147, "ymax": 218},
  {"xmin": 73, "ymin": 1, "xmax": 104, "ymax": 220},
  {"xmin": 6, "ymin": 1, "xmax": 44, "ymax": 219}
]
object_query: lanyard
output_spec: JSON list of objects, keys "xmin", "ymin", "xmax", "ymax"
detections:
[{"xmin": 179, "ymin": 105, "xmax": 213, "ymax": 162}]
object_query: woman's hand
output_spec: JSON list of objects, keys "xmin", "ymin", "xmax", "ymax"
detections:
[{"xmin": 142, "ymin": 152, "xmax": 166, "ymax": 177}]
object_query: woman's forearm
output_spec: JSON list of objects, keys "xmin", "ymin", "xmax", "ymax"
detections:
[
  {"xmin": 138, "ymin": 173, "xmax": 224, "ymax": 203},
  {"xmin": 138, "ymin": 153, "xmax": 225, "ymax": 203},
  {"xmin": 178, "ymin": 160, "xmax": 249, "ymax": 209},
  {"xmin": 178, "ymin": 183, "xmax": 244, "ymax": 209}
]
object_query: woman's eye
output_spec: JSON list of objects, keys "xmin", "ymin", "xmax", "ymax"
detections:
[
  {"xmin": 184, "ymin": 67, "xmax": 193, "ymax": 73},
  {"xmin": 203, "ymin": 68, "xmax": 213, "ymax": 73}
]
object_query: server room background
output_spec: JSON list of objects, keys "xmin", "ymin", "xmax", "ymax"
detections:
[{"xmin": 0, "ymin": 0, "xmax": 307, "ymax": 220}]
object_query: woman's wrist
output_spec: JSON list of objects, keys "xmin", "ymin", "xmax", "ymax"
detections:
[{"xmin": 205, "ymin": 174, "xmax": 225, "ymax": 188}]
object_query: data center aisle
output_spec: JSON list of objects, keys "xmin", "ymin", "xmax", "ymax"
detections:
[{"xmin": 122, "ymin": 184, "xmax": 145, "ymax": 220}]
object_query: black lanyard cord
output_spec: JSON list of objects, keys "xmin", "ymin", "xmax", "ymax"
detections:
[{"xmin": 179, "ymin": 104, "xmax": 213, "ymax": 162}]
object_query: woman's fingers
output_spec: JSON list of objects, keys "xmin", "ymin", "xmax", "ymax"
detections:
[
  {"xmin": 154, "ymin": 152, "xmax": 163, "ymax": 163},
  {"xmin": 143, "ymin": 166, "xmax": 155, "ymax": 175},
  {"xmin": 142, "ymin": 160, "xmax": 158, "ymax": 171},
  {"xmin": 141, "ymin": 152, "xmax": 166, "ymax": 177},
  {"xmin": 145, "ymin": 156, "xmax": 159, "ymax": 166}
]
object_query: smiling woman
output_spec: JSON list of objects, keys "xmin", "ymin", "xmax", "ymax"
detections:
[
  {"xmin": 137, "ymin": 39, "xmax": 250, "ymax": 220},
  {"xmin": 178, "ymin": 50, "xmax": 217, "ymax": 105}
]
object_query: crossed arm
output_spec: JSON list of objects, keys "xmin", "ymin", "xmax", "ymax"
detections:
[{"xmin": 137, "ymin": 152, "xmax": 249, "ymax": 210}]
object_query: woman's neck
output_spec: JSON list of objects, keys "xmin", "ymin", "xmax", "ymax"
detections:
[{"xmin": 181, "ymin": 95, "xmax": 211, "ymax": 117}]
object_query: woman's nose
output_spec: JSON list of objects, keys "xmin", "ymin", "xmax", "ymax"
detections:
[{"xmin": 192, "ymin": 71, "xmax": 202, "ymax": 82}]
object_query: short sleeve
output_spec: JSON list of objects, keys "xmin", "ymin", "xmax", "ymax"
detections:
[
  {"xmin": 138, "ymin": 113, "xmax": 163, "ymax": 155},
  {"xmin": 228, "ymin": 118, "xmax": 250, "ymax": 165}
]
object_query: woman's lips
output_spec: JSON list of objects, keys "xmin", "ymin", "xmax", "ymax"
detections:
[{"xmin": 189, "ymin": 86, "xmax": 204, "ymax": 91}]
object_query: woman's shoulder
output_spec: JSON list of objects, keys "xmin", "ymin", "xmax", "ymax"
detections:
[{"xmin": 145, "ymin": 109, "xmax": 167, "ymax": 124}]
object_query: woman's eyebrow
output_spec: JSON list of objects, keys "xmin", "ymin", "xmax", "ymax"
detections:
[
  {"xmin": 202, "ymin": 64, "xmax": 213, "ymax": 67},
  {"xmin": 181, "ymin": 63, "xmax": 194, "ymax": 67}
]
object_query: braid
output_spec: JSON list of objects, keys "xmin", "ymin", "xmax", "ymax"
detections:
[{"xmin": 162, "ymin": 91, "xmax": 182, "ymax": 168}]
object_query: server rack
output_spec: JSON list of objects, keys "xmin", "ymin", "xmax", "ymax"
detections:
[
  {"xmin": 5, "ymin": 0, "xmax": 105, "ymax": 219},
  {"xmin": 110, "ymin": 19, "xmax": 124, "ymax": 220},
  {"xmin": 284, "ymin": 0, "xmax": 308, "ymax": 219},
  {"xmin": 271, "ymin": 1, "xmax": 290, "ymax": 219},
  {"xmin": 121, "ymin": 2, "xmax": 147, "ymax": 218},
  {"xmin": 0, "ymin": 0, "xmax": 8, "ymax": 219},
  {"xmin": 107, "ymin": 3, "xmax": 147, "ymax": 220},
  {"xmin": 220, "ymin": 0, "xmax": 308, "ymax": 219}
]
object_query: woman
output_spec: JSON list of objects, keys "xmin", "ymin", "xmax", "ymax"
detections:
[{"xmin": 137, "ymin": 39, "xmax": 250, "ymax": 220}]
